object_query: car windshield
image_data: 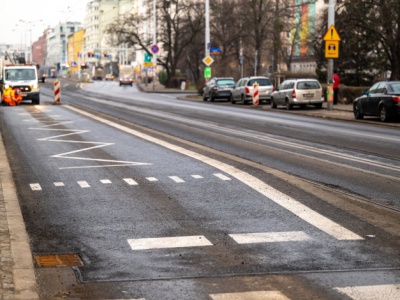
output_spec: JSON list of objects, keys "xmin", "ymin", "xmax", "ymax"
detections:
[
  {"xmin": 248, "ymin": 78, "xmax": 271, "ymax": 86},
  {"xmin": 389, "ymin": 82, "xmax": 400, "ymax": 93},
  {"xmin": 5, "ymin": 69, "xmax": 36, "ymax": 81},
  {"xmin": 296, "ymin": 81, "xmax": 320, "ymax": 89},
  {"xmin": 216, "ymin": 79, "xmax": 235, "ymax": 86}
]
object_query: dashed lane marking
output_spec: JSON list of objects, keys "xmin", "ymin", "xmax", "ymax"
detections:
[
  {"xmin": 77, "ymin": 181, "xmax": 90, "ymax": 188},
  {"xmin": 214, "ymin": 173, "xmax": 231, "ymax": 181},
  {"xmin": 169, "ymin": 176, "xmax": 185, "ymax": 183},
  {"xmin": 124, "ymin": 178, "xmax": 138, "ymax": 186},
  {"xmin": 229, "ymin": 231, "xmax": 312, "ymax": 244},
  {"xmin": 335, "ymin": 284, "xmax": 400, "ymax": 300},
  {"xmin": 146, "ymin": 177, "xmax": 158, "ymax": 182},
  {"xmin": 127, "ymin": 235, "xmax": 213, "ymax": 250},
  {"xmin": 191, "ymin": 175, "xmax": 203, "ymax": 179},
  {"xmin": 210, "ymin": 291, "xmax": 290, "ymax": 300},
  {"xmin": 30, "ymin": 173, "xmax": 232, "ymax": 190},
  {"xmin": 30, "ymin": 183, "xmax": 42, "ymax": 191}
]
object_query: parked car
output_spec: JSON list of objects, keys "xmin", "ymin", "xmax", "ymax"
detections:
[
  {"xmin": 105, "ymin": 73, "xmax": 114, "ymax": 81},
  {"xmin": 203, "ymin": 77, "xmax": 235, "ymax": 102},
  {"xmin": 270, "ymin": 78, "xmax": 324, "ymax": 110},
  {"xmin": 230, "ymin": 76, "xmax": 273, "ymax": 105},
  {"xmin": 119, "ymin": 74, "xmax": 134, "ymax": 86},
  {"xmin": 353, "ymin": 81, "xmax": 400, "ymax": 122}
]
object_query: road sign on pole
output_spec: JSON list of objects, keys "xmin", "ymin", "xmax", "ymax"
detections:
[
  {"xmin": 202, "ymin": 56, "xmax": 214, "ymax": 66},
  {"xmin": 204, "ymin": 66, "xmax": 211, "ymax": 78},
  {"xmin": 323, "ymin": 25, "xmax": 341, "ymax": 59}
]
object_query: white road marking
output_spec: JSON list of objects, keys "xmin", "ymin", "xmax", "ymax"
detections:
[
  {"xmin": 146, "ymin": 177, "xmax": 158, "ymax": 182},
  {"xmin": 30, "ymin": 183, "xmax": 42, "ymax": 191},
  {"xmin": 169, "ymin": 176, "xmax": 185, "ymax": 183},
  {"xmin": 31, "ymin": 128, "xmax": 152, "ymax": 169},
  {"xmin": 210, "ymin": 291, "xmax": 290, "ymax": 300},
  {"xmin": 77, "ymin": 181, "xmax": 90, "ymax": 188},
  {"xmin": 66, "ymin": 106, "xmax": 364, "ymax": 241},
  {"xmin": 100, "ymin": 179, "xmax": 112, "ymax": 184},
  {"xmin": 214, "ymin": 173, "xmax": 231, "ymax": 180},
  {"xmin": 124, "ymin": 178, "xmax": 138, "ymax": 185},
  {"xmin": 335, "ymin": 284, "xmax": 400, "ymax": 300},
  {"xmin": 53, "ymin": 182, "xmax": 65, "ymax": 187},
  {"xmin": 127, "ymin": 235, "xmax": 213, "ymax": 250},
  {"xmin": 191, "ymin": 175, "xmax": 203, "ymax": 179},
  {"xmin": 229, "ymin": 231, "xmax": 312, "ymax": 244}
]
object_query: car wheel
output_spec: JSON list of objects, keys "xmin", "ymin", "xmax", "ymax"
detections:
[
  {"xmin": 241, "ymin": 95, "xmax": 247, "ymax": 105},
  {"xmin": 230, "ymin": 95, "xmax": 236, "ymax": 104},
  {"xmin": 271, "ymin": 98, "xmax": 277, "ymax": 109},
  {"xmin": 379, "ymin": 105, "xmax": 390, "ymax": 122},
  {"xmin": 210, "ymin": 95, "xmax": 215, "ymax": 102},
  {"xmin": 285, "ymin": 99, "xmax": 292, "ymax": 110},
  {"xmin": 353, "ymin": 103, "xmax": 364, "ymax": 119},
  {"xmin": 203, "ymin": 94, "xmax": 207, "ymax": 101}
]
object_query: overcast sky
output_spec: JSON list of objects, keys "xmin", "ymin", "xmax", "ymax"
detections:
[{"xmin": 0, "ymin": 0, "xmax": 90, "ymax": 46}]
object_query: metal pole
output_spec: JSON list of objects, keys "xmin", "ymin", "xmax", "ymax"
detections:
[
  {"xmin": 254, "ymin": 50, "xmax": 258, "ymax": 76},
  {"xmin": 205, "ymin": 0, "xmax": 210, "ymax": 58},
  {"xmin": 153, "ymin": 0, "xmax": 157, "ymax": 91},
  {"xmin": 327, "ymin": 0, "xmax": 335, "ymax": 111}
]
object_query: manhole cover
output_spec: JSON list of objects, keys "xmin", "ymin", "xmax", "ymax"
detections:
[{"xmin": 34, "ymin": 254, "xmax": 84, "ymax": 267}]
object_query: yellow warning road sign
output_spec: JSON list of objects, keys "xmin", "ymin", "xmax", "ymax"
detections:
[
  {"xmin": 323, "ymin": 25, "xmax": 341, "ymax": 41},
  {"xmin": 325, "ymin": 41, "xmax": 339, "ymax": 58}
]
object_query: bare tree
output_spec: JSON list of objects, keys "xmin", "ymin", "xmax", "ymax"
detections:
[{"xmin": 105, "ymin": 0, "xmax": 204, "ymax": 87}]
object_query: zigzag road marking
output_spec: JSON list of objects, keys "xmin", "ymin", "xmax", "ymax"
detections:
[{"xmin": 27, "ymin": 115, "xmax": 151, "ymax": 169}]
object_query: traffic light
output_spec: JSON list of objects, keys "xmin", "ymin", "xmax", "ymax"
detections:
[{"xmin": 144, "ymin": 52, "xmax": 152, "ymax": 63}]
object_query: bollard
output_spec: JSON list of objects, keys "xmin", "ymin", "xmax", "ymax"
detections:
[
  {"xmin": 252, "ymin": 82, "xmax": 259, "ymax": 106},
  {"xmin": 327, "ymin": 85, "xmax": 333, "ymax": 110},
  {"xmin": 53, "ymin": 80, "xmax": 61, "ymax": 105}
]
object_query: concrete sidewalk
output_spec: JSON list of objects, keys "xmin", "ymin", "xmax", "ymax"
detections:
[{"xmin": 0, "ymin": 130, "xmax": 39, "ymax": 299}]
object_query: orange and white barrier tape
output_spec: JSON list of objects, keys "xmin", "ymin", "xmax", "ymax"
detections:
[
  {"xmin": 252, "ymin": 82, "xmax": 259, "ymax": 105},
  {"xmin": 54, "ymin": 80, "xmax": 61, "ymax": 104}
]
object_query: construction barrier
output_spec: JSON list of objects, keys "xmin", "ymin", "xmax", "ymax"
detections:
[
  {"xmin": 252, "ymin": 82, "xmax": 259, "ymax": 105},
  {"xmin": 53, "ymin": 80, "xmax": 61, "ymax": 104}
]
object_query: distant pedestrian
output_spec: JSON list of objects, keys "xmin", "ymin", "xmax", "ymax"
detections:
[{"xmin": 333, "ymin": 69, "xmax": 340, "ymax": 105}]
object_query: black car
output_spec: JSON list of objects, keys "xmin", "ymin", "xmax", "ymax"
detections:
[
  {"xmin": 203, "ymin": 77, "xmax": 235, "ymax": 102},
  {"xmin": 353, "ymin": 81, "xmax": 400, "ymax": 122}
]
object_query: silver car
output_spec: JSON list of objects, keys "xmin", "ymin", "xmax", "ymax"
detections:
[
  {"xmin": 230, "ymin": 76, "xmax": 274, "ymax": 104},
  {"xmin": 271, "ymin": 78, "xmax": 324, "ymax": 110}
]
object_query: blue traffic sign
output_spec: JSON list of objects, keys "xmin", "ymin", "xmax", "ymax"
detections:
[{"xmin": 151, "ymin": 44, "xmax": 159, "ymax": 54}]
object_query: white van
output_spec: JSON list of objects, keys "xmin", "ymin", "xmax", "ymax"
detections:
[{"xmin": 1, "ymin": 65, "xmax": 40, "ymax": 105}]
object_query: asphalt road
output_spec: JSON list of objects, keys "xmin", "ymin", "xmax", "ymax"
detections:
[{"xmin": 1, "ymin": 79, "xmax": 399, "ymax": 299}]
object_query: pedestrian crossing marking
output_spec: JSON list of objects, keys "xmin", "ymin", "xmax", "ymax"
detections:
[
  {"xmin": 124, "ymin": 178, "xmax": 138, "ymax": 185},
  {"xmin": 53, "ymin": 182, "xmax": 65, "ymax": 187},
  {"xmin": 77, "ymin": 181, "xmax": 90, "ymax": 188},
  {"xmin": 169, "ymin": 176, "xmax": 185, "ymax": 183},
  {"xmin": 191, "ymin": 175, "xmax": 203, "ymax": 179},
  {"xmin": 100, "ymin": 179, "xmax": 112, "ymax": 184},
  {"xmin": 229, "ymin": 231, "xmax": 312, "ymax": 244},
  {"xmin": 128, "ymin": 235, "xmax": 213, "ymax": 250},
  {"xmin": 210, "ymin": 291, "xmax": 290, "ymax": 300},
  {"xmin": 30, "ymin": 183, "xmax": 42, "ymax": 191}
]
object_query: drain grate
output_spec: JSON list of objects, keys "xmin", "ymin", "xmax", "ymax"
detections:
[{"xmin": 34, "ymin": 254, "xmax": 84, "ymax": 267}]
